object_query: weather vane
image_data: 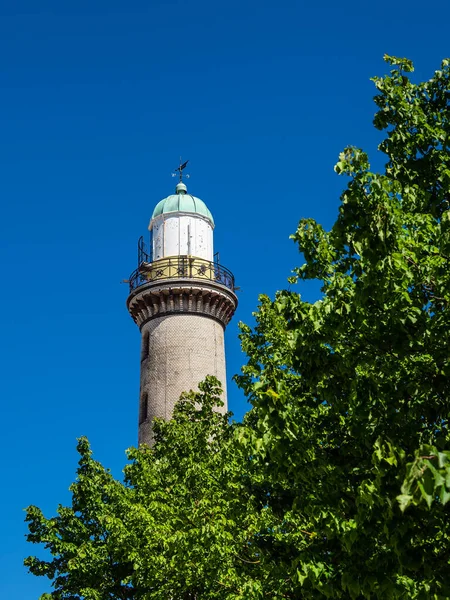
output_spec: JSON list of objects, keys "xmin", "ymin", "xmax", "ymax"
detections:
[{"xmin": 172, "ymin": 157, "xmax": 190, "ymax": 182}]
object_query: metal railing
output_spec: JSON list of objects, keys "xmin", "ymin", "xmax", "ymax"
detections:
[{"xmin": 128, "ymin": 254, "xmax": 235, "ymax": 293}]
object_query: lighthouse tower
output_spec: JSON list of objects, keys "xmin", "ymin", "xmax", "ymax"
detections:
[{"xmin": 127, "ymin": 173, "xmax": 237, "ymax": 445}]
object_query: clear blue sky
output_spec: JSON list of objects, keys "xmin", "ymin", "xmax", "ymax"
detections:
[{"xmin": 1, "ymin": 0, "xmax": 449, "ymax": 596}]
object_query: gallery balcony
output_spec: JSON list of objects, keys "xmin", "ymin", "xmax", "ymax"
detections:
[{"xmin": 128, "ymin": 254, "xmax": 235, "ymax": 293}]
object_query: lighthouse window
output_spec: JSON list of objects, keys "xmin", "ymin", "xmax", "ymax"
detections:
[
  {"xmin": 141, "ymin": 331, "xmax": 149, "ymax": 361},
  {"xmin": 139, "ymin": 392, "xmax": 148, "ymax": 424}
]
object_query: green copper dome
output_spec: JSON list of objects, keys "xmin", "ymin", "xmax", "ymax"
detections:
[{"xmin": 151, "ymin": 182, "xmax": 214, "ymax": 225}]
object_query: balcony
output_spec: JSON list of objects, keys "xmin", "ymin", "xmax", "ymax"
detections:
[{"xmin": 128, "ymin": 254, "xmax": 235, "ymax": 293}]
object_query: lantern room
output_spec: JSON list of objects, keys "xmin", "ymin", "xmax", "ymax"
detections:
[{"xmin": 149, "ymin": 182, "xmax": 214, "ymax": 262}]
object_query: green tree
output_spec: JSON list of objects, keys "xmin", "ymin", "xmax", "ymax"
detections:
[
  {"xmin": 25, "ymin": 379, "xmax": 269, "ymax": 599},
  {"xmin": 26, "ymin": 56, "xmax": 450, "ymax": 599},
  {"xmin": 237, "ymin": 55, "xmax": 450, "ymax": 598}
]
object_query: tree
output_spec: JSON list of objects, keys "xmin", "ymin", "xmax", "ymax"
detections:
[
  {"xmin": 25, "ymin": 379, "xmax": 269, "ymax": 599},
  {"xmin": 26, "ymin": 56, "xmax": 450, "ymax": 599},
  {"xmin": 236, "ymin": 55, "xmax": 450, "ymax": 598}
]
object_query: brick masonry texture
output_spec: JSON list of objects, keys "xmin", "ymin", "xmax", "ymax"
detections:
[{"xmin": 138, "ymin": 313, "xmax": 227, "ymax": 445}]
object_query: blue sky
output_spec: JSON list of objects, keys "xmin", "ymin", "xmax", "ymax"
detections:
[{"xmin": 1, "ymin": 0, "xmax": 449, "ymax": 597}]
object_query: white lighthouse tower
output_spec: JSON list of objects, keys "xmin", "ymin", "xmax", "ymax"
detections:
[{"xmin": 127, "ymin": 166, "xmax": 237, "ymax": 445}]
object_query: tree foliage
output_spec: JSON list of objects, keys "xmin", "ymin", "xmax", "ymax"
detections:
[
  {"xmin": 25, "ymin": 380, "xmax": 268, "ymax": 599},
  {"xmin": 26, "ymin": 56, "xmax": 450, "ymax": 599}
]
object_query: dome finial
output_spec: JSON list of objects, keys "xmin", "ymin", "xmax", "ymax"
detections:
[
  {"xmin": 172, "ymin": 158, "xmax": 190, "ymax": 193},
  {"xmin": 176, "ymin": 181, "xmax": 187, "ymax": 194}
]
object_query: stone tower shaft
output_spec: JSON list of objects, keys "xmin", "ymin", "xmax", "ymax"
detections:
[{"xmin": 127, "ymin": 181, "xmax": 237, "ymax": 445}]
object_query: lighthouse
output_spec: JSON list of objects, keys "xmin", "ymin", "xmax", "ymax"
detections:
[{"xmin": 127, "ymin": 168, "xmax": 237, "ymax": 445}]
